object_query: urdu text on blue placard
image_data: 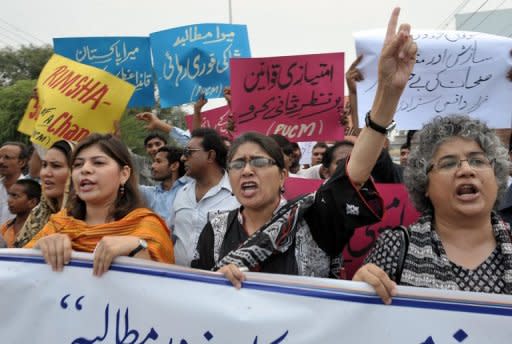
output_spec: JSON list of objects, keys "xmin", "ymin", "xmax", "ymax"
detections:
[
  {"xmin": 150, "ymin": 23, "xmax": 251, "ymax": 108},
  {"xmin": 53, "ymin": 37, "xmax": 155, "ymax": 108}
]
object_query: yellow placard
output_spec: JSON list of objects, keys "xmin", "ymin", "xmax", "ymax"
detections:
[
  {"xmin": 27, "ymin": 54, "xmax": 135, "ymax": 148},
  {"xmin": 18, "ymin": 97, "xmax": 40, "ymax": 136}
]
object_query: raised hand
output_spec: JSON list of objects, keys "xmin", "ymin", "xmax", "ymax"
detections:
[
  {"xmin": 194, "ymin": 94, "xmax": 208, "ymax": 114},
  {"xmin": 135, "ymin": 112, "xmax": 172, "ymax": 134},
  {"xmin": 223, "ymin": 86, "xmax": 232, "ymax": 105},
  {"xmin": 378, "ymin": 7, "xmax": 417, "ymax": 95},
  {"xmin": 346, "ymin": 54, "xmax": 364, "ymax": 94}
]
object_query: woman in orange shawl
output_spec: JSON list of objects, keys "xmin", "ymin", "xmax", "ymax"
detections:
[{"xmin": 26, "ymin": 134, "xmax": 174, "ymax": 276}]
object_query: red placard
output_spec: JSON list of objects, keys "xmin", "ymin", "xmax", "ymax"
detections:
[
  {"xmin": 185, "ymin": 105, "xmax": 233, "ymax": 137},
  {"xmin": 230, "ymin": 53, "xmax": 345, "ymax": 142},
  {"xmin": 342, "ymin": 184, "xmax": 420, "ymax": 279}
]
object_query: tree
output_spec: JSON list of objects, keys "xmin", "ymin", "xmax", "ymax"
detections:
[
  {"xmin": 0, "ymin": 44, "xmax": 53, "ymax": 86},
  {"xmin": 0, "ymin": 79, "xmax": 36, "ymax": 144}
]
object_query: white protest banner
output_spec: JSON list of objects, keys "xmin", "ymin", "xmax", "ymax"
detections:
[
  {"xmin": 1, "ymin": 249, "xmax": 512, "ymax": 343},
  {"xmin": 354, "ymin": 30, "xmax": 512, "ymax": 129}
]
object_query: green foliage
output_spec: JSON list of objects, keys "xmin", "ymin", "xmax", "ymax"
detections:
[
  {"xmin": 119, "ymin": 108, "xmax": 152, "ymax": 155},
  {"xmin": 0, "ymin": 79, "xmax": 36, "ymax": 144},
  {"xmin": 0, "ymin": 44, "xmax": 51, "ymax": 144},
  {"xmin": 0, "ymin": 44, "xmax": 53, "ymax": 86}
]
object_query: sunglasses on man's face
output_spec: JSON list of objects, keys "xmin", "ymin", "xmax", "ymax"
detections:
[{"xmin": 182, "ymin": 147, "xmax": 202, "ymax": 157}]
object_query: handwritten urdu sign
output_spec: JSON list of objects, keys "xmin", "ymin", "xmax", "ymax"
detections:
[
  {"xmin": 150, "ymin": 24, "xmax": 251, "ymax": 107},
  {"xmin": 28, "ymin": 54, "xmax": 134, "ymax": 148},
  {"xmin": 355, "ymin": 30, "xmax": 512, "ymax": 129},
  {"xmin": 230, "ymin": 53, "xmax": 345, "ymax": 142},
  {"xmin": 54, "ymin": 37, "xmax": 154, "ymax": 107},
  {"xmin": 1, "ymin": 249, "xmax": 512, "ymax": 343}
]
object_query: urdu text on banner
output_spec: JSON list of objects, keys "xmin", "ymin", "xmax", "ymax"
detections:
[
  {"xmin": 27, "ymin": 54, "xmax": 134, "ymax": 148},
  {"xmin": 230, "ymin": 52, "xmax": 345, "ymax": 142},
  {"xmin": 150, "ymin": 23, "xmax": 251, "ymax": 108},
  {"xmin": 53, "ymin": 37, "xmax": 154, "ymax": 108},
  {"xmin": 1, "ymin": 250, "xmax": 512, "ymax": 343},
  {"xmin": 354, "ymin": 30, "xmax": 512, "ymax": 129}
]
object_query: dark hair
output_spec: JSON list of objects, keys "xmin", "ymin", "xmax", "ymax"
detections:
[
  {"xmin": 290, "ymin": 142, "xmax": 300, "ymax": 150},
  {"xmin": 322, "ymin": 141, "xmax": 354, "ymax": 168},
  {"xmin": 14, "ymin": 179, "xmax": 41, "ymax": 203},
  {"xmin": 157, "ymin": 146, "xmax": 185, "ymax": 177},
  {"xmin": 68, "ymin": 133, "xmax": 144, "ymax": 220},
  {"xmin": 228, "ymin": 132, "xmax": 285, "ymax": 170},
  {"xmin": 400, "ymin": 143, "xmax": 409, "ymax": 150},
  {"xmin": 269, "ymin": 134, "xmax": 294, "ymax": 156},
  {"xmin": 509, "ymin": 130, "xmax": 512, "ymax": 153},
  {"xmin": 1, "ymin": 141, "xmax": 29, "ymax": 161},
  {"xmin": 144, "ymin": 133, "xmax": 167, "ymax": 147},
  {"xmin": 405, "ymin": 130, "xmax": 417, "ymax": 148},
  {"xmin": 191, "ymin": 128, "xmax": 228, "ymax": 168},
  {"xmin": 313, "ymin": 141, "xmax": 328, "ymax": 151},
  {"xmin": 49, "ymin": 140, "xmax": 75, "ymax": 167}
]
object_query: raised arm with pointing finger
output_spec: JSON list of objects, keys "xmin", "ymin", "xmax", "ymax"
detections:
[{"xmin": 347, "ymin": 7, "xmax": 416, "ymax": 188}]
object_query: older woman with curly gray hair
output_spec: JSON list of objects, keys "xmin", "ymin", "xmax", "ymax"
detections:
[{"xmin": 354, "ymin": 115, "xmax": 512, "ymax": 304}]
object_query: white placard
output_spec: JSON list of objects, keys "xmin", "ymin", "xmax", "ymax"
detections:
[{"xmin": 355, "ymin": 30, "xmax": 512, "ymax": 129}]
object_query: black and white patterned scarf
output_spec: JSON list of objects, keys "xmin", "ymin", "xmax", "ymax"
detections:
[{"xmin": 213, "ymin": 195, "xmax": 315, "ymax": 271}]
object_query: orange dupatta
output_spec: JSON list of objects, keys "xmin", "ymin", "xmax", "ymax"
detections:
[{"xmin": 25, "ymin": 208, "xmax": 174, "ymax": 264}]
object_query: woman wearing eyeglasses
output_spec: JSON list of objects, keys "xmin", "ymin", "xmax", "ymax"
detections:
[
  {"xmin": 191, "ymin": 8, "xmax": 418, "ymax": 286},
  {"xmin": 353, "ymin": 115, "xmax": 512, "ymax": 303}
]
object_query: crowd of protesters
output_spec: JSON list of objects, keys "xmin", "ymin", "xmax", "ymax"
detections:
[{"xmin": 2, "ymin": 7, "xmax": 512, "ymax": 302}]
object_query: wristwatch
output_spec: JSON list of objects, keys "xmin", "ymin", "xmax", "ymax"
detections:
[
  {"xmin": 128, "ymin": 239, "xmax": 148, "ymax": 257},
  {"xmin": 365, "ymin": 111, "xmax": 396, "ymax": 135}
]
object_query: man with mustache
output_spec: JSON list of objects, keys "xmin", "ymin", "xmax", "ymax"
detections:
[{"xmin": 0, "ymin": 142, "xmax": 28, "ymax": 225}]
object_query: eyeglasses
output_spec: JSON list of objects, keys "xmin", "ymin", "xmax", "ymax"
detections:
[
  {"xmin": 427, "ymin": 155, "xmax": 494, "ymax": 173},
  {"xmin": 227, "ymin": 157, "xmax": 276, "ymax": 171},
  {"xmin": 182, "ymin": 147, "xmax": 202, "ymax": 157}
]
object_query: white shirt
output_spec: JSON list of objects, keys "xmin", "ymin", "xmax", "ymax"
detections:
[
  {"xmin": 171, "ymin": 172, "xmax": 239, "ymax": 266},
  {"xmin": 297, "ymin": 164, "xmax": 323, "ymax": 179}
]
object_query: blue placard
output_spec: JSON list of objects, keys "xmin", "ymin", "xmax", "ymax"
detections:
[
  {"xmin": 53, "ymin": 37, "xmax": 155, "ymax": 108},
  {"xmin": 150, "ymin": 23, "xmax": 251, "ymax": 108}
]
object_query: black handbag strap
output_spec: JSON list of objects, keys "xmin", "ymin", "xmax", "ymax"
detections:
[{"xmin": 394, "ymin": 225, "xmax": 410, "ymax": 284}]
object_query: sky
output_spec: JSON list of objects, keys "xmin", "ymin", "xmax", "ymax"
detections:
[{"xmin": 3, "ymin": 0, "xmax": 510, "ymax": 65}]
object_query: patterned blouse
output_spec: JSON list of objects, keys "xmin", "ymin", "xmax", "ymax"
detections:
[{"xmin": 365, "ymin": 212, "xmax": 512, "ymax": 294}]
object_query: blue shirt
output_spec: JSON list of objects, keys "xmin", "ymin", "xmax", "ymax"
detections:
[
  {"xmin": 139, "ymin": 176, "xmax": 191, "ymax": 227},
  {"xmin": 169, "ymin": 126, "xmax": 191, "ymax": 147}
]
